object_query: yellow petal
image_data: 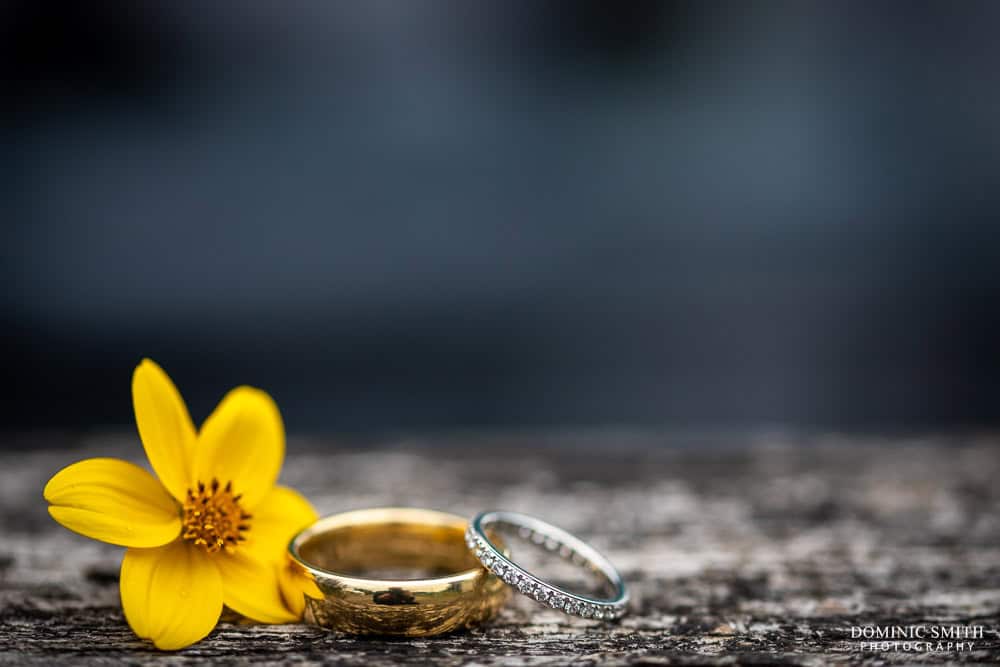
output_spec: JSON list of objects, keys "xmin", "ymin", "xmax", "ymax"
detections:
[
  {"xmin": 191, "ymin": 387, "xmax": 284, "ymax": 510},
  {"xmin": 132, "ymin": 359, "xmax": 197, "ymax": 502},
  {"xmin": 279, "ymin": 558, "xmax": 323, "ymax": 619},
  {"xmin": 120, "ymin": 540, "xmax": 223, "ymax": 651},
  {"xmin": 216, "ymin": 550, "xmax": 297, "ymax": 624},
  {"xmin": 242, "ymin": 485, "xmax": 318, "ymax": 563},
  {"xmin": 44, "ymin": 458, "xmax": 181, "ymax": 548}
]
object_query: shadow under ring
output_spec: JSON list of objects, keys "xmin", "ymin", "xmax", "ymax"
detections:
[{"xmin": 287, "ymin": 507, "xmax": 511, "ymax": 636}]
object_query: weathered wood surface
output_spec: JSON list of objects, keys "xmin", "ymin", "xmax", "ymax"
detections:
[{"xmin": 2, "ymin": 431, "xmax": 999, "ymax": 665}]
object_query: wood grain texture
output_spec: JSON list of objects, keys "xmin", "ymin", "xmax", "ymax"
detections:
[{"xmin": 2, "ymin": 431, "xmax": 999, "ymax": 665}]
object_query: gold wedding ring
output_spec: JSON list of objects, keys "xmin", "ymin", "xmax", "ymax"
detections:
[{"xmin": 287, "ymin": 508, "xmax": 510, "ymax": 635}]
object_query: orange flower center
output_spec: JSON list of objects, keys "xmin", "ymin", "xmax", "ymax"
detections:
[{"xmin": 181, "ymin": 478, "xmax": 252, "ymax": 553}]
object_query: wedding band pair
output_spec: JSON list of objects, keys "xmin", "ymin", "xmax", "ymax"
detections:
[{"xmin": 286, "ymin": 507, "xmax": 629, "ymax": 636}]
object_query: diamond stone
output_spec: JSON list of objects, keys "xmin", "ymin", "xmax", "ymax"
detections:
[
  {"xmin": 549, "ymin": 595, "xmax": 565, "ymax": 610},
  {"xmin": 565, "ymin": 601, "xmax": 580, "ymax": 615},
  {"xmin": 580, "ymin": 605, "xmax": 593, "ymax": 618}
]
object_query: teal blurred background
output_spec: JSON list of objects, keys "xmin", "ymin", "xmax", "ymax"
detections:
[{"xmin": 3, "ymin": 2, "xmax": 999, "ymax": 435}]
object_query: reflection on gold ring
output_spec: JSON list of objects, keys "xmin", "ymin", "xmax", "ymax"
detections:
[{"xmin": 286, "ymin": 508, "xmax": 510, "ymax": 636}]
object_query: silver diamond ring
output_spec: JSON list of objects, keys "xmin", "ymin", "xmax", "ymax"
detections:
[{"xmin": 466, "ymin": 510, "xmax": 629, "ymax": 620}]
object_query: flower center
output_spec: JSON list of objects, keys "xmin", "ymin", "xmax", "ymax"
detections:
[{"xmin": 181, "ymin": 478, "xmax": 252, "ymax": 553}]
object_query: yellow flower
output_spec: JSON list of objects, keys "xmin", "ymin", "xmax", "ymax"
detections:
[{"xmin": 43, "ymin": 359, "xmax": 318, "ymax": 650}]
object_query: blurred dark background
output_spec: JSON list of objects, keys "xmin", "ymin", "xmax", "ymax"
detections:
[{"xmin": 3, "ymin": 1, "xmax": 999, "ymax": 437}]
